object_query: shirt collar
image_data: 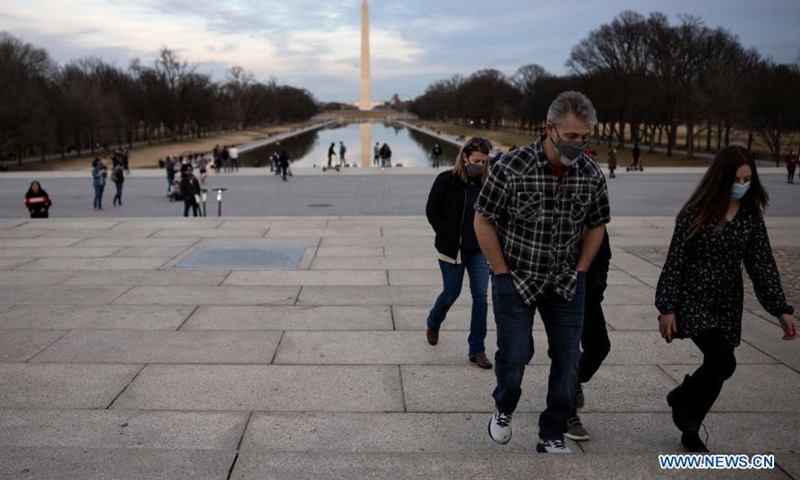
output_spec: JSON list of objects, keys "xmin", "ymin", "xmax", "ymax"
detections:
[{"xmin": 530, "ymin": 135, "xmax": 550, "ymax": 169}]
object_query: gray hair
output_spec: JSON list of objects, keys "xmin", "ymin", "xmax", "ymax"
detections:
[{"xmin": 546, "ymin": 91, "xmax": 597, "ymax": 127}]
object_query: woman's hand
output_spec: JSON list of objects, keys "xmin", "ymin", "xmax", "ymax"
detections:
[
  {"xmin": 779, "ymin": 313, "xmax": 797, "ymax": 341},
  {"xmin": 659, "ymin": 313, "xmax": 678, "ymax": 343}
]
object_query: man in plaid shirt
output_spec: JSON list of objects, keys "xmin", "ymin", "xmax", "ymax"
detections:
[{"xmin": 475, "ymin": 91, "xmax": 610, "ymax": 454}]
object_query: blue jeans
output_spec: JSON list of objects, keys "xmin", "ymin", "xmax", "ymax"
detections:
[
  {"xmin": 183, "ymin": 198, "xmax": 199, "ymax": 217},
  {"xmin": 93, "ymin": 184, "xmax": 104, "ymax": 209},
  {"xmin": 113, "ymin": 182, "xmax": 123, "ymax": 204},
  {"xmin": 427, "ymin": 250, "xmax": 489, "ymax": 357},
  {"xmin": 491, "ymin": 272, "xmax": 586, "ymax": 441},
  {"xmin": 432, "ymin": 154, "xmax": 441, "ymax": 168}
]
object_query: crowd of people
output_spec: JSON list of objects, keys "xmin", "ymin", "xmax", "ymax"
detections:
[{"xmin": 425, "ymin": 91, "xmax": 796, "ymax": 455}]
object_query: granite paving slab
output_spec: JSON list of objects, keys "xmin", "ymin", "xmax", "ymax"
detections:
[
  {"xmin": 274, "ymin": 331, "xmax": 499, "ymax": 365},
  {"xmin": 297, "ymin": 286, "xmax": 469, "ymax": 306},
  {"xmin": 0, "ymin": 271, "xmax": 77, "ymax": 286},
  {"xmin": 0, "ymin": 247, "xmax": 120, "ymax": 258},
  {"xmin": 30, "ymin": 330, "xmax": 282, "ymax": 364},
  {"xmin": 0, "ymin": 330, "xmax": 68, "ymax": 362},
  {"xmin": 17, "ymin": 257, "xmax": 171, "ymax": 271},
  {"xmin": 16, "ymin": 286, "xmax": 131, "ymax": 306},
  {"xmin": 0, "ymin": 364, "xmax": 142, "ymax": 409},
  {"xmin": 0, "ymin": 305, "xmax": 194, "ymax": 330},
  {"xmin": 111, "ymin": 364, "xmax": 404, "ymax": 412},
  {"xmin": 311, "ymin": 256, "xmax": 435, "ymax": 270},
  {"xmin": 0, "ymin": 447, "xmax": 236, "ymax": 480},
  {"xmin": 60, "ymin": 270, "xmax": 229, "ymax": 287},
  {"xmin": 182, "ymin": 305, "xmax": 393, "ymax": 331},
  {"xmin": 0, "ymin": 409, "xmax": 248, "ymax": 450},
  {"xmin": 113, "ymin": 286, "xmax": 300, "ymax": 306},
  {"xmin": 223, "ymin": 269, "xmax": 387, "ymax": 286},
  {"xmin": 0, "ymin": 238, "xmax": 82, "ymax": 248}
]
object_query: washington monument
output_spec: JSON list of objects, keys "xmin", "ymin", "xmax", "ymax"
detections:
[{"xmin": 360, "ymin": 0, "xmax": 372, "ymax": 111}]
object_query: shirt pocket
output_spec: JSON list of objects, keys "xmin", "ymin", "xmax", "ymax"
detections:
[
  {"xmin": 516, "ymin": 191, "xmax": 543, "ymax": 223},
  {"xmin": 570, "ymin": 193, "xmax": 591, "ymax": 223}
]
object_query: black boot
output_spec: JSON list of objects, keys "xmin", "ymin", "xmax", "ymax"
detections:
[
  {"xmin": 667, "ymin": 375, "xmax": 698, "ymax": 434},
  {"xmin": 681, "ymin": 431, "xmax": 709, "ymax": 453}
]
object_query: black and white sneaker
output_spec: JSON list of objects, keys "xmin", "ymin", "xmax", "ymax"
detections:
[
  {"xmin": 536, "ymin": 439, "xmax": 572, "ymax": 454},
  {"xmin": 488, "ymin": 409, "xmax": 512, "ymax": 445}
]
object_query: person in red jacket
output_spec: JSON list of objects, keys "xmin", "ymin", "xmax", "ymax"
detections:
[
  {"xmin": 24, "ymin": 181, "xmax": 52, "ymax": 218},
  {"xmin": 785, "ymin": 150, "xmax": 797, "ymax": 184}
]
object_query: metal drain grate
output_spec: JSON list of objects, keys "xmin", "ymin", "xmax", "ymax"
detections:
[{"xmin": 174, "ymin": 248, "xmax": 306, "ymax": 269}]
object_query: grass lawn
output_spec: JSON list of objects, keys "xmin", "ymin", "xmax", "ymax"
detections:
[
  {"xmin": 7, "ymin": 121, "xmax": 318, "ymax": 172},
  {"xmin": 415, "ymin": 120, "xmax": 712, "ymax": 167}
]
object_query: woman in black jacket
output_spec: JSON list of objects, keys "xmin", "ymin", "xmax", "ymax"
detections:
[
  {"xmin": 180, "ymin": 168, "xmax": 201, "ymax": 217},
  {"xmin": 425, "ymin": 137, "xmax": 493, "ymax": 369},
  {"xmin": 24, "ymin": 181, "xmax": 52, "ymax": 218}
]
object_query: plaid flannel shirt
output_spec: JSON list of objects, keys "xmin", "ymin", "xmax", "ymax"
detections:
[{"xmin": 475, "ymin": 136, "xmax": 610, "ymax": 303}]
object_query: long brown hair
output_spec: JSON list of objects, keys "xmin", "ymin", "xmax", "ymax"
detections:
[
  {"xmin": 453, "ymin": 137, "xmax": 492, "ymax": 183},
  {"xmin": 678, "ymin": 146, "xmax": 769, "ymax": 240}
]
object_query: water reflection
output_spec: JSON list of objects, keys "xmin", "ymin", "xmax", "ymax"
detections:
[{"xmin": 240, "ymin": 123, "xmax": 461, "ymax": 168}]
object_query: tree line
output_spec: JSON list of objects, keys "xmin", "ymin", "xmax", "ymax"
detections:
[
  {"xmin": 410, "ymin": 11, "xmax": 800, "ymax": 160},
  {"xmin": 0, "ymin": 32, "xmax": 318, "ymax": 164}
]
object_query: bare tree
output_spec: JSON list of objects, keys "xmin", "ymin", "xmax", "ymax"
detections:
[{"xmin": 225, "ymin": 66, "xmax": 256, "ymax": 130}]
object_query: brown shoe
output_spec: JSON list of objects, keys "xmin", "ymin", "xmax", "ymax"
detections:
[
  {"xmin": 426, "ymin": 329, "xmax": 439, "ymax": 345},
  {"xmin": 470, "ymin": 354, "xmax": 493, "ymax": 369}
]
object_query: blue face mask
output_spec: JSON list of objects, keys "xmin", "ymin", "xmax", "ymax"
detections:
[{"xmin": 731, "ymin": 181, "xmax": 751, "ymax": 200}]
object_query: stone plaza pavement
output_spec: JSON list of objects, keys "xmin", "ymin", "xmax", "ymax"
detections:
[{"xmin": 0, "ymin": 216, "xmax": 798, "ymax": 479}]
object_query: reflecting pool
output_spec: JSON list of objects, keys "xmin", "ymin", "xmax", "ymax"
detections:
[{"xmin": 239, "ymin": 122, "xmax": 462, "ymax": 168}]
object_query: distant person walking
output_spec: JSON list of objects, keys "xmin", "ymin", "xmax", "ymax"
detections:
[
  {"xmin": 785, "ymin": 150, "xmax": 797, "ymax": 184},
  {"xmin": 327, "ymin": 142, "xmax": 337, "ymax": 168},
  {"xmin": 270, "ymin": 151, "xmax": 281, "ymax": 176},
  {"xmin": 279, "ymin": 150, "xmax": 290, "ymax": 181},
  {"xmin": 111, "ymin": 161, "xmax": 125, "ymax": 206},
  {"xmin": 229, "ymin": 145, "xmax": 239, "ymax": 172},
  {"xmin": 373, "ymin": 142, "xmax": 381, "ymax": 166},
  {"xmin": 24, "ymin": 181, "xmax": 51, "ymax": 218},
  {"xmin": 425, "ymin": 137, "xmax": 493, "ymax": 369},
  {"xmin": 180, "ymin": 167, "xmax": 201, "ymax": 217},
  {"xmin": 628, "ymin": 144, "xmax": 641, "ymax": 171},
  {"xmin": 92, "ymin": 158, "xmax": 107, "ymax": 210},
  {"xmin": 198, "ymin": 155, "xmax": 208, "ymax": 183},
  {"xmin": 431, "ymin": 143, "xmax": 443, "ymax": 168},
  {"xmin": 212, "ymin": 145, "xmax": 221, "ymax": 173},
  {"xmin": 656, "ymin": 146, "xmax": 797, "ymax": 453},
  {"xmin": 607, "ymin": 148, "xmax": 617, "ymax": 178},
  {"xmin": 122, "ymin": 148, "xmax": 130, "ymax": 174},
  {"xmin": 339, "ymin": 141, "xmax": 347, "ymax": 166},
  {"xmin": 166, "ymin": 157, "xmax": 176, "ymax": 193},
  {"xmin": 221, "ymin": 146, "xmax": 230, "ymax": 172},
  {"xmin": 380, "ymin": 143, "xmax": 392, "ymax": 167}
]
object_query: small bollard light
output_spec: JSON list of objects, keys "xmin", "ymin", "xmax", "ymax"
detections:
[
  {"xmin": 212, "ymin": 187, "xmax": 228, "ymax": 217},
  {"xmin": 200, "ymin": 189, "xmax": 208, "ymax": 217}
]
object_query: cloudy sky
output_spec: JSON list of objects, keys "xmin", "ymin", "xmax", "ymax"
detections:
[{"xmin": 2, "ymin": 0, "xmax": 798, "ymax": 102}]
